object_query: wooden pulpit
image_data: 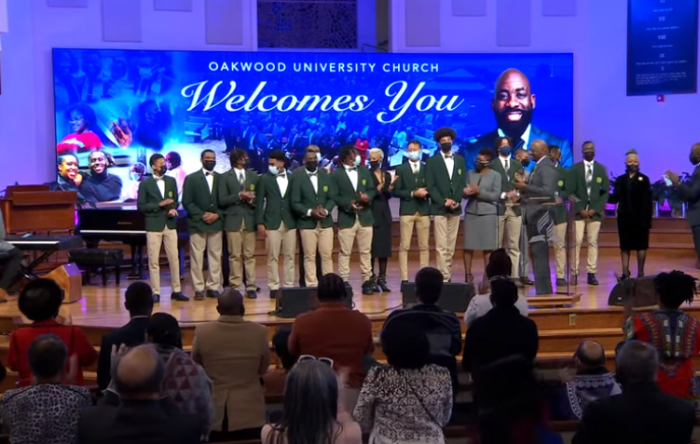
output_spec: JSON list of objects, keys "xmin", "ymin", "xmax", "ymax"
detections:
[{"xmin": 1, "ymin": 185, "xmax": 77, "ymax": 233}]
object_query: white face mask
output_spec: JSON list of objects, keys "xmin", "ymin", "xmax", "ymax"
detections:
[
  {"xmin": 268, "ymin": 166, "xmax": 279, "ymax": 176},
  {"xmin": 407, "ymin": 151, "xmax": 421, "ymax": 161}
]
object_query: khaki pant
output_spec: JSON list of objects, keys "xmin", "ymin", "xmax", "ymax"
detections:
[
  {"xmin": 573, "ymin": 219, "xmax": 601, "ymax": 274},
  {"xmin": 398, "ymin": 213, "xmax": 430, "ymax": 282},
  {"xmin": 300, "ymin": 226, "xmax": 334, "ymax": 287},
  {"xmin": 337, "ymin": 219, "xmax": 373, "ymax": 282},
  {"xmin": 498, "ymin": 207, "xmax": 522, "ymax": 277},
  {"xmin": 266, "ymin": 222, "xmax": 297, "ymax": 290},
  {"xmin": 434, "ymin": 215, "xmax": 460, "ymax": 282},
  {"xmin": 226, "ymin": 220, "xmax": 257, "ymax": 291},
  {"xmin": 190, "ymin": 231, "xmax": 223, "ymax": 292},
  {"xmin": 553, "ymin": 222, "xmax": 568, "ymax": 279},
  {"xmin": 146, "ymin": 226, "xmax": 181, "ymax": 295}
]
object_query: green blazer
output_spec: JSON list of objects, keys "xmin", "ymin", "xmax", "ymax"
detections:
[
  {"xmin": 554, "ymin": 165, "xmax": 570, "ymax": 225},
  {"xmin": 425, "ymin": 153, "xmax": 467, "ymax": 216},
  {"xmin": 218, "ymin": 168, "xmax": 259, "ymax": 232},
  {"xmin": 182, "ymin": 170, "xmax": 223, "ymax": 233},
  {"xmin": 331, "ymin": 166, "xmax": 375, "ymax": 229},
  {"xmin": 490, "ymin": 157, "xmax": 523, "ymax": 217},
  {"xmin": 569, "ymin": 161, "xmax": 610, "ymax": 221},
  {"xmin": 291, "ymin": 169, "xmax": 336, "ymax": 229},
  {"xmin": 393, "ymin": 161, "xmax": 430, "ymax": 216},
  {"xmin": 137, "ymin": 176, "xmax": 179, "ymax": 231},
  {"xmin": 255, "ymin": 171, "xmax": 296, "ymax": 230}
]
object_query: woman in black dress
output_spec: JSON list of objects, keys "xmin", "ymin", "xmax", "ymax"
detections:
[
  {"xmin": 609, "ymin": 149, "xmax": 653, "ymax": 279},
  {"xmin": 369, "ymin": 148, "xmax": 398, "ymax": 293}
]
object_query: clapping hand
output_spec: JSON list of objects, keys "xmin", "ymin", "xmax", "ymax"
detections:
[
  {"xmin": 359, "ymin": 192, "xmax": 370, "ymax": 204},
  {"xmin": 167, "ymin": 209, "xmax": 178, "ymax": 217},
  {"xmin": 351, "ymin": 202, "xmax": 362, "ymax": 212},
  {"xmin": 159, "ymin": 198, "xmax": 174, "ymax": 207},
  {"xmin": 413, "ymin": 187, "xmax": 428, "ymax": 199},
  {"xmin": 514, "ymin": 177, "xmax": 526, "ymax": 190},
  {"xmin": 665, "ymin": 171, "xmax": 680, "ymax": 186}
]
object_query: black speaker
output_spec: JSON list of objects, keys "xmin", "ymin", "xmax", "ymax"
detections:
[
  {"xmin": 401, "ymin": 282, "xmax": 475, "ymax": 312},
  {"xmin": 275, "ymin": 284, "xmax": 354, "ymax": 318},
  {"xmin": 608, "ymin": 275, "xmax": 658, "ymax": 307}
]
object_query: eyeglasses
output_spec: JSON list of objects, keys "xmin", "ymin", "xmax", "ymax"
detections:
[{"xmin": 298, "ymin": 355, "xmax": 334, "ymax": 367}]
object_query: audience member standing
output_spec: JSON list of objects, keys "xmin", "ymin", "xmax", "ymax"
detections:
[
  {"xmin": 193, "ymin": 290, "xmax": 270, "ymax": 441},
  {"xmin": 78, "ymin": 345, "xmax": 203, "ymax": 444},
  {"xmin": 8, "ymin": 279, "xmax": 97, "ymax": 387},
  {"xmin": 572, "ymin": 341, "xmax": 695, "ymax": 444},
  {"xmin": 97, "ymin": 281, "xmax": 153, "ymax": 390},
  {"xmin": 1, "ymin": 335, "xmax": 91, "ymax": 444},
  {"xmin": 261, "ymin": 360, "xmax": 362, "ymax": 444},
  {"xmin": 289, "ymin": 273, "xmax": 373, "ymax": 410},
  {"xmin": 354, "ymin": 321, "xmax": 452, "ymax": 444}
]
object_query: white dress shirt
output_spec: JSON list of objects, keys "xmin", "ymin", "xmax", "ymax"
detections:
[
  {"xmin": 499, "ymin": 155, "xmax": 511, "ymax": 199},
  {"xmin": 442, "ymin": 151, "xmax": 454, "ymax": 178},
  {"xmin": 233, "ymin": 167, "xmax": 246, "ymax": 185},
  {"xmin": 203, "ymin": 169, "xmax": 214, "ymax": 193},
  {"xmin": 410, "ymin": 160, "xmax": 421, "ymax": 174},
  {"xmin": 154, "ymin": 175, "xmax": 165, "ymax": 198},
  {"xmin": 498, "ymin": 124, "xmax": 532, "ymax": 150},
  {"xmin": 276, "ymin": 172, "xmax": 289, "ymax": 196},
  {"xmin": 345, "ymin": 165, "xmax": 359, "ymax": 190},
  {"xmin": 306, "ymin": 169, "xmax": 320, "ymax": 217}
]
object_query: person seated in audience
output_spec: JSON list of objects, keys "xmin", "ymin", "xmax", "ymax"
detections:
[
  {"xmin": 8, "ymin": 279, "xmax": 98, "ymax": 387},
  {"xmin": 463, "ymin": 249, "xmax": 529, "ymax": 326},
  {"xmin": 193, "ymin": 289, "xmax": 270, "ymax": 442},
  {"xmin": 381, "ymin": 267, "xmax": 462, "ymax": 393},
  {"xmin": 97, "ymin": 281, "xmax": 154, "ymax": 390},
  {"xmin": 78, "ymin": 345, "xmax": 203, "ymax": 444},
  {"xmin": 353, "ymin": 318, "xmax": 453, "ymax": 444},
  {"xmin": 550, "ymin": 340, "xmax": 621, "ymax": 420},
  {"xmin": 289, "ymin": 273, "xmax": 373, "ymax": 411},
  {"xmin": 572, "ymin": 340, "xmax": 696, "ymax": 444},
  {"xmin": 1, "ymin": 334, "xmax": 91, "ymax": 444},
  {"xmin": 261, "ymin": 360, "xmax": 362, "ymax": 444},
  {"xmin": 462, "ymin": 278, "xmax": 538, "ymax": 389},
  {"xmin": 264, "ymin": 327, "xmax": 295, "ymax": 397},
  {"xmin": 624, "ymin": 270, "xmax": 700, "ymax": 400}
]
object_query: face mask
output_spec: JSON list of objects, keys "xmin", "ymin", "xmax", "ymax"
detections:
[
  {"xmin": 475, "ymin": 163, "xmax": 488, "ymax": 172},
  {"xmin": 440, "ymin": 142, "xmax": 452, "ymax": 153},
  {"xmin": 158, "ymin": 164, "xmax": 168, "ymax": 174},
  {"xmin": 407, "ymin": 151, "xmax": 421, "ymax": 161},
  {"xmin": 129, "ymin": 173, "xmax": 140, "ymax": 181},
  {"xmin": 306, "ymin": 162, "xmax": 318, "ymax": 172},
  {"xmin": 499, "ymin": 147, "xmax": 511, "ymax": 157},
  {"xmin": 354, "ymin": 155, "xmax": 361, "ymax": 167},
  {"xmin": 521, "ymin": 159, "xmax": 531, "ymax": 168},
  {"xmin": 370, "ymin": 161, "xmax": 380, "ymax": 169},
  {"xmin": 583, "ymin": 152, "xmax": 595, "ymax": 162},
  {"xmin": 691, "ymin": 153, "xmax": 700, "ymax": 165},
  {"xmin": 626, "ymin": 164, "xmax": 639, "ymax": 173},
  {"xmin": 268, "ymin": 166, "xmax": 279, "ymax": 175},
  {"xmin": 203, "ymin": 160, "xmax": 216, "ymax": 172},
  {"xmin": 316, "ymin": 153, "xmax": 322, "ymax": 163}
]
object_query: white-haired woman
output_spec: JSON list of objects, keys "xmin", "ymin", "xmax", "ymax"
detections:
[{"xmin": 368, "ymin": 148, "xmax": 398, "ymax": 292}]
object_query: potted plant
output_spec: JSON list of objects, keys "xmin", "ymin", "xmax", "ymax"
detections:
[{"xmin": 667, "ymin": 172, "xmax": 691, "ymax": 218}]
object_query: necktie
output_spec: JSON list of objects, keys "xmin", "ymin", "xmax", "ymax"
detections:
[
  {"xmin": 505, "ymin": 159, "xmax": 510, "ymax": 171},
  {"xmin": 444, "ymin": 155, "xmax": 452, "ymax": 159},
  {"xmin": 238, "ymin": 172, "xmax": 245, "ymax": 185},
  {"xmin": 586, "ymin": 164, "xmax": 593, "ymax": 195},
  {"xmin": 308, "ymin": 171, "xmax": 317, "ymax": 177},
  {"xmin": 347, "ymin": 167, "xmax": 357, "ymax": 172}
]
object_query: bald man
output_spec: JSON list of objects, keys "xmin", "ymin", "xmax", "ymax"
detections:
[
  {"xmin": 78, "ymin": 345, "xmax": 202, "ymax": 444},
  {"xmin": 192, "ymin": 289, "xmax": 269, "ymax": 440},
  {"xmin": 464, "ymin": 68, "xmax": 572, "ymax": 170}
]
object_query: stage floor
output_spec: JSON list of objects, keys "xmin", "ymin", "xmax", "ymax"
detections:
[{"xmin": 1, "ymin": 256, "xmax": 698, "ymax": 329}]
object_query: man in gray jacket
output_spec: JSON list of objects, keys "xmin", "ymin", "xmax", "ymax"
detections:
[{"xmin": 0, "ymin": 208, "xmax": 22, "ymax": 300}]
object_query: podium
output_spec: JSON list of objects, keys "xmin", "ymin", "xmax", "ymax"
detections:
[{"xmin": 0, "ymin": 185, "xmax": 77, "ymax": 233}]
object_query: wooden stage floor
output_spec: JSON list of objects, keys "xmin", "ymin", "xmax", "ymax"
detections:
[{"xmin": 1, "ymin": 255, "xmax": 699, "ymax": 330}]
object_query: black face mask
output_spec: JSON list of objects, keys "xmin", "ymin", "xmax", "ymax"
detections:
[
  {"xmin": 583, "ymin": 152, "xmax": 595, "ymax": 162},
  {"xmin": 203, "ymin": 160, "xmax": 216, "ymax": 172},
  {"xmin": 306, "ymin": 162, "xmax": 318, "ymax": 172},
  {"xmin": 626, "ymin": 164, "xmax": 639, "ymax": 173},
  {"xmin": 369, "ymin": 161, "xmax": 380, "ymax": 169},
  {"xmin": 475, "ymin": 163, "xmax": 488, "ymax": 172},
  {"xmin": 499, "ymin": 147, "xmax": 511, "ymax": 157},
  {"xmin": 520, "ymin": 159, "xmax": 531, "ymax": 168},
  {"xmin": 440, "ymin": 142, "xmax": 452, "ymax": 153},
  {"xmin": 691, "ymin": 153, "xmax": 700, "ymax": 165}
]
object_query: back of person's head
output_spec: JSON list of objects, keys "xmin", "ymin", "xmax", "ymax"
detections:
[
  {"xmin": 574, "ymin": 340, "xmax": 606, "ymax": 370},
  {"xmin": 415, "ymin": 267, "xmax": 443, "ymax": 305},
  {"xmin": 28, "ymin": 334, "xmax": 67, "ymax": 381},
  {"xmin": 124, "ymin": 282, "xmax": 154, "ymax": 317},
  {"xmin": 217, "ymin": 288, "xmax": 245, "ymax": 316},
  {"xmin": 272, "ymin": 328, "xmax": 295, "ymax": 371},
  {"xmin": 18, "ymin": 279, "xmax": 63, "ymax": 322},
  {"xmin": 489, "ymin": 278, "xmax": 519, "ymax": 308},
  {"xmin": 317, "ymin": 273, "xmax": 346, "ymax": 302},
  {"xmin": 381, "ymin": 319, "xmax": 429, "ymax": 370},
  {"xmin": 486, "ymin": 249, "xmax": 512, "ymax": 279},
  {"xmin": 654, "ymin": 270, "xmax": 696, "ymax": 309},
  {"xmin": 616, "ymin": 340, "xmax": 658, "ymax": 387},
  {"xmin": 114, "ymin": 344, "xmax": 165, "ymax": 399},
  {"xmin": 273, "ymin": 360, "xmax": 340, "ymax": 443},
  {"xmin": 147, "ymin": 313, "xmax": 183, "ymax": 349}
]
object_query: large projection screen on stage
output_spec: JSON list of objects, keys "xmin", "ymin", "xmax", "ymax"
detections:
[{"xmin": 51, "ymin": 49, "xmax": 573, "ymax": 204}]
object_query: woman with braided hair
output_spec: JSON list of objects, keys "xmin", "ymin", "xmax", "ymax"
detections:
[{"xmin": 625, "ymin": 270, "xmax": 700, "ymax": 400}]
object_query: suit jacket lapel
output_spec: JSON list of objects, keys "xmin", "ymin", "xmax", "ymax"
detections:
[{"xmin": 341, "ymin": 168, "xmax": 355, "ymax": 192}]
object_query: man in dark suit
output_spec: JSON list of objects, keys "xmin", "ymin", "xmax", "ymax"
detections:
[
  {"xmin": 79, "ymin": 345, "xmax": 202, "ymax": 444},
  {"xmin": 514, "ymin": 140, "xmax": 558, "ymax": 295},
  {"xmin": 183, "ymin": 150, "xmax": 223, "ymax": 301},
  {"xmin": 464, "ymin": 69, "xmax": 573, "ymax": 169},
  {"xmin": 667, "ymin": 142, "xmax": 700, "ymax": 270},
  {"xmin": 96, "ymin": 282, "xmax": 153, "ymax": 390},
  {"xmin": 137, "ymin": 154, "xmax": 187, "ymax": 303},
  {"xmin": 572, "ymin": 340, "xmax": 695, "ymax": 444},
  {"xmin": 426, "ymin": 127, "xmax": 468, "ymax": 282}
]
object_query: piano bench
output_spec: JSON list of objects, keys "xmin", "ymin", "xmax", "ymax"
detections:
[{"xmin": 68, "ymin": 249, "xmax": 124, "ymax": 287}]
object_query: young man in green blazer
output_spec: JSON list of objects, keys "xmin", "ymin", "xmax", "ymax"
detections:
[
  {"xmin": 137, "ymin": 154, "xmax": 188, "ymax": 303},
  {"xmin": 568, "ymin": 141, "xmax": 610, "ymax": 285},
  {"xmin": 331, "ymin": 145, "xmax": 375, "ymax": 295},
  {"xmin": 551, "ymin": 147, "xmax": 570, "ymax": 287},
  {"xmin": 218, "ymin": 149, "xmax": 259, "ymax": 299},
  {"xmin": 182, "ymin": 149, "xmax": 224, "ymax": 300},
  {"xmin": 291, "ymin": 149, "xmax": 336, "ymax": 287},
  {"xmin": 394, "ymin": 140, "xmax": 431, "ymax": 283},
  {"xmin": 426, "ymin": 127, "xmax": 467, "ymax": 282},
  {"xmin": 255, "ymin": 150, "xmax": 297, "ymax": 298}
]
